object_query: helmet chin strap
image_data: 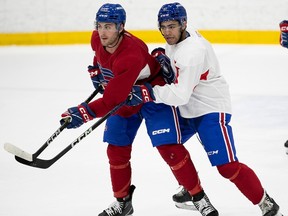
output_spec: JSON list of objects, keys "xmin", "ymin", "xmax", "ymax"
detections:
[
  {"xmin": 106, "ymin": 24, "xmax": 124, "ymax": 49},
  {"xmin": 176, "ymin": 25, "xmax": 187, "ymax": 44}
]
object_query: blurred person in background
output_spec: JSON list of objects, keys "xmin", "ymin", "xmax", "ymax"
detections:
[{"xmin": 279, "ymin": 20, "xmax": 288, "ymax": 48}]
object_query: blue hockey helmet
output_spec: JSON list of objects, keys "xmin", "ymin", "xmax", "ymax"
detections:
[
  {"xmin": 96, "ymin": 3, "xmax": 126, "ymax": 25},
  {"xmin": 158, "ymin": 2, "xmax": 187, "ymax": 26}
]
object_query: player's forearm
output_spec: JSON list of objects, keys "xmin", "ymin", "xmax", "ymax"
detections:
[{"xmin": 153, "ymin": 83, "xmax": 191, "ymax": 106}]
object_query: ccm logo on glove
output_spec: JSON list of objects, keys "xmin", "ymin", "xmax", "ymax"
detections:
[
  {"xmin": 141, "ymin": 88, "xmax": 152, "ymax": 102},
  {"xmin": 79, "ymin": 106, "xmax": 93, "ymax": 122}
]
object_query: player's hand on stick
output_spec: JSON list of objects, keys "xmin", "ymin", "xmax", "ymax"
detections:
[
  {"xmin": 60, "ymin": 103, "xmax": 96, "ymax": 129},
  {"xmin": 87, "ymin": 65, "xmax": 107, "ymax": 93},
  {"xmin": 127, "ymin": 83, "xmax": 155, "ymax": 106},
  {"xmin": 151, "ymin": 47, "xmax": 176, "ymax": 84},
  {"xmin": 280, "ymin": 20, "xmax": 288, "ymax": 48}
]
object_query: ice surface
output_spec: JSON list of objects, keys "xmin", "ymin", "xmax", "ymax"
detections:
[{"xmin": 0, "ymin": 44, "xmax": 287, "ymax": 216}]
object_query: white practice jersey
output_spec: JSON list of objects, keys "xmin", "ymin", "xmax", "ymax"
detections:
[{"xmin": 153, "ymin": 30, "xmax": 232, "ymax": 118}]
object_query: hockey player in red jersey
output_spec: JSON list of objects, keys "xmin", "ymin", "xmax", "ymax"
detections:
[
  {"xmin": 128, "ymin": 2, "xmax": 283, "ymax": 216},
  {"xmin": 60, "ymin": 3, "xmax": 218, "ymax": 216}
]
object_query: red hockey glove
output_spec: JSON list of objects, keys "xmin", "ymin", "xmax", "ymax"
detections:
[
  {"xmin": 280, "ymin": 20, "xmax": 288, "ymax": 48},
  {"xmin": 127, "ymin": 83, "xmax": 155, "ymax": 106},
  {"xmin": 60, "ymin": 103, "xmax": 96, "ymax": 129}
]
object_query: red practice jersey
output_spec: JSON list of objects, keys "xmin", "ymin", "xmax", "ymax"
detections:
[{"xmin": 88, "ymin": 30, "xmax": 165, "ymax": 117}]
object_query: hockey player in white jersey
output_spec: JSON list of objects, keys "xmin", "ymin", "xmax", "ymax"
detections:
[{"xmin": 128, "ymin": 2, "xmax": 283, "ymax": 216}]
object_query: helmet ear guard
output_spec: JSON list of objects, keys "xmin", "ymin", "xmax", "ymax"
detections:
[
  {"xmin": 180, "ymin": 20, "xmax": 187, "ymax": 30},
  {"xmin": 116, "ymin": 23, "xmax": 124, "ymax": 33}
]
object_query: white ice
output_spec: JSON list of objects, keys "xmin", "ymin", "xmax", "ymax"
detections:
[{"xmin": 0, "ymin": 44, "xmax": 288, "ymax": 216}]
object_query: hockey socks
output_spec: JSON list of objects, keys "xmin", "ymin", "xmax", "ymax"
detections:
[
  {"xmin": 157, "ymin": 144, "xmax": 202, "ymax": 195},
  {"xmin": 217, "ymin": 161, "xmax": 264, "ymax": 204},
  {"xmin": 107, "ymin": 144, "xmax": 132, "ymax": 198}
]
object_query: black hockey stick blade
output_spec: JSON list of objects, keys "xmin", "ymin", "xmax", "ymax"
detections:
[
  {"xmin": 15, "ymin": 156, "xmax": 53, "ymax": 169},
  {"xmin": 13, "ymin": 100, "xmax": 127, "ymax": 169}
]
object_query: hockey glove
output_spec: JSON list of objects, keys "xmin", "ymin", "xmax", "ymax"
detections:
[
  {"xmin": 127, "ymin": 83, "xmax": 155, "ymax": 106},
  {"xmin": 151, "ymin": 47, "xmax": 176, "ymax": 84},
  {"xmin": 280, "ymin": 20, "xmax": 288, "ymax": 48},
  {"xmin": 60, "ymin": 102, "xmax": 96, "ymax": 129},
  {"xmin": 88, "ymin": 65, "xmax": 107, "ymax": 93}
]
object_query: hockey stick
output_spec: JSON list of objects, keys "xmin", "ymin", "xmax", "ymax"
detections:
[
  {"xmin": 13, "ymin": 99, "xmax": 127, "ymax": 169},
  {"xmin": 4, "ymin": 87, "xmax": 101, "ymax": 161}
]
